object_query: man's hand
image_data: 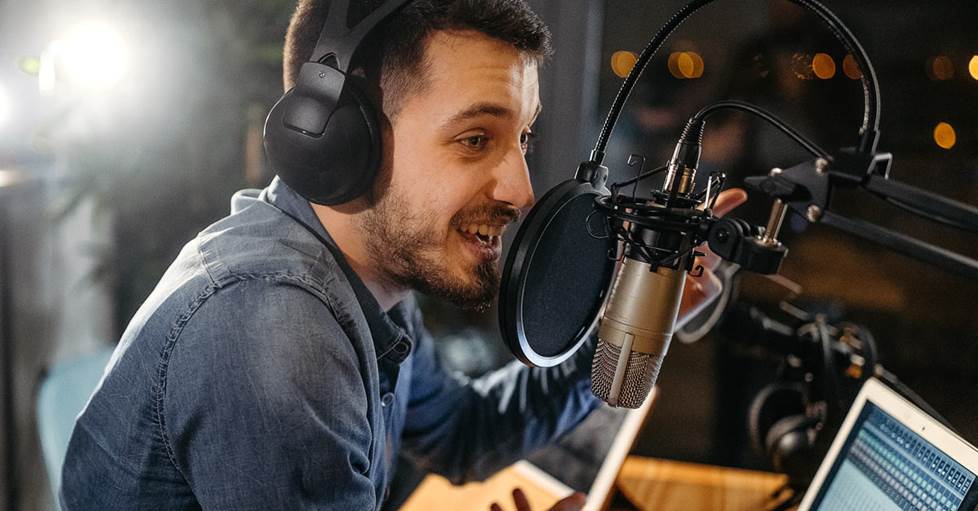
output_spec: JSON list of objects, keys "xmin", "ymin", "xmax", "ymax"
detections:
[
  {"xmin": 489, "ymin": 488, "xmax": 586, "ymax": 511},
  {"xmin": 677, "ymin": 188, "xmax": 748, "ymax": 324}
]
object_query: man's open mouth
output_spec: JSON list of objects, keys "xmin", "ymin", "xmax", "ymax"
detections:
[{"xmin": 457, "ymin": 223, "xmax": 504, "ymax": 247}]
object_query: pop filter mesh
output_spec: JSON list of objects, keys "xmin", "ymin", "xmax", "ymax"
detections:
[{"xmin": 520, "ymin": 193, "xmax": 614, "ymax": 357}]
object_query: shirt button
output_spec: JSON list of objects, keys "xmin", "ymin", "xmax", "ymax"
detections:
[{"xmin": 381, "ymin": 392, "xmax": 395, "ymax": 407}]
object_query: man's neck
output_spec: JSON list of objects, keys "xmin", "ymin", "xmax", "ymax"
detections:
[{"xmin": 310, "ymin": 202, "xmax": 408, "ymax": 312}]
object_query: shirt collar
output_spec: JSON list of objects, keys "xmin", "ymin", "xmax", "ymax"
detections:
[{"xmin": 260, "ymin": 177, "xmax": 412, "ymax": 363}]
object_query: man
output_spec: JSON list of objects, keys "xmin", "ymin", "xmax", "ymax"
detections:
[{"xmin": 61, "ymin": 1, "xmax": 745, "ymax": 509}]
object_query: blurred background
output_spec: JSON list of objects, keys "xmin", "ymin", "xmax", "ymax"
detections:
[{"xmin": 0, "ymin": 0, "xmax": 976, "ymax": 509}]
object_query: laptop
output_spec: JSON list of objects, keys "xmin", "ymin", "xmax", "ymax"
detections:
[
  {"xmin": 799, "ymin": 377, "xmax": 978, "ymax": 510},
  {"xmin": 401, "ymin": 387, "xmax": 657, "ymax": 511}
]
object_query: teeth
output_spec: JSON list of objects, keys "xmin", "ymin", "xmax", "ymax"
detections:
[{"xmin": 460, "ymin": 224, "xmax": 504, "ymax": 237}]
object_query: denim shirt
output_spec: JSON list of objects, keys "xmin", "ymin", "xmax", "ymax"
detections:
[{"xmin": 60, "ymin": 177, "xmax": 599, "ymax": 510}]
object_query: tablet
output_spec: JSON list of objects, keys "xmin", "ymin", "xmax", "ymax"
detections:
[
  {"xmin": 402, "ymin": 387, "xmax": 656, "ymax": 511},
  {"xmin": 799, "ymin": 378, "xmax": 978, "ymax": 511}
]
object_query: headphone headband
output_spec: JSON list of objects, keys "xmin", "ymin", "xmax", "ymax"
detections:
[
  {"xmin": 311, "ymin": 0, "xmax": 414, "ymax": 73},
  {"xmin": 264, "ymin": 0, "xmax": 415, "ymax": 205}
]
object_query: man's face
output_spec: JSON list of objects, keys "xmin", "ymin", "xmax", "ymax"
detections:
[{"xmin": 359, "ymin": 30, "xmax": 540, "ymax": 311}]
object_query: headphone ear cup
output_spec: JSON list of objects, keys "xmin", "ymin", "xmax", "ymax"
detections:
[
  {"xmin": 263, "ymin": 79, "xmax": 382, "ymax": 205},
  {"xmin": 765, "ymin": 414, "xmax": 815, "ymax": 472},
  {"xmin": 747, "ymin": 382, "xmax": 808, "ymax": 460}
]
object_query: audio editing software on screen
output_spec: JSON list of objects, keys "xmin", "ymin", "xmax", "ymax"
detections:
[{"xmin": 812, "ymin": 403, "xmax": 977, "ymax": 511}]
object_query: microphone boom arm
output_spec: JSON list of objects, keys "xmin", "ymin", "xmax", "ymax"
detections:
[{"xmin": 745, "ymin": 154, "xmax": 978, "ymax": 280}]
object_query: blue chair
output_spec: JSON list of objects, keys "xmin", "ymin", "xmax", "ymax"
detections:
[{"xmin": 36, "ymin": 347, "xmax": 115, "ymax": 507}]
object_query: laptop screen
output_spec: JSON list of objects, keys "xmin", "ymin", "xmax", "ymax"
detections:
[{"xmin": 809, "ymin": 402, "xmax": 978, "ymax": 510}]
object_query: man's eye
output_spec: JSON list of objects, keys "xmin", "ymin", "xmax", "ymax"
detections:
[{"xmin": 459, "ymin": 135, "xmax": 489, "ymax": 150}]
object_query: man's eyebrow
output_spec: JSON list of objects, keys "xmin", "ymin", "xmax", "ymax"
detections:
[
  {"xmin": 442, "ymin": 102, "xmax": 544, "ymax": 129},
  {"xmin": 442, "ymin": 102, "xmax": 514, "ymax": 127}
]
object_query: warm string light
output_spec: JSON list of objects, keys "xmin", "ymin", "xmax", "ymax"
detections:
[
  {"xmin": 610, "ymin": 50, "xmax": 638, "ymax": 79},
  {"xmin": 667, "ymin": 51, "xmax": 704, "ymax": 79},
  {"xmin": 933, "ymin": 122, "xmax": 956, "ymax": 150},
  {"xmin": 926, "ymin": 55, "xmax": 954, "ymax": 81},
  {"xmin": 611, "ymin": 47, "xmax": 970, "ymax": 152},
  {"xmin": 811, "ymin": 53, "xmax": 836, "ymax": 79},
  {"xmin": 842, "ymin": 54, "xmax": 862, "ymax": 80}
]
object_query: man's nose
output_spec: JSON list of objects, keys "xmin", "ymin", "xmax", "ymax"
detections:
[{"xmin": 490, "ymin": 149, "xmax": 535, "ymax": 211}]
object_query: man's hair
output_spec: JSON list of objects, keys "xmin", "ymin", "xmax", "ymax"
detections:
[{"xmin": 283, "ymin": 0, "xmax": 551, "ymax": 119}]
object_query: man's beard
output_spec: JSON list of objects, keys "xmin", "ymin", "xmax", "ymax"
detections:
[{"xmin": 358, "ymin": 187, "xmax": 513, "ymax": 312}]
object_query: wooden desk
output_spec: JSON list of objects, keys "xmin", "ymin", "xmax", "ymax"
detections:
[
  {"xmin": 401, "ymin": 461, "xmax": 574, "ymax": 511},
  {"xmin": 402, "ymin": 456, "xmax": 793, "ymax": 511},
  {"xmin": 616, "ymin": 457, "xmax": 792, "ymax": 511}
]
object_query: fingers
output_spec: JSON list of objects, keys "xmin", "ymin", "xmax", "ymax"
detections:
[
  {"xmin": 548, "ymin": 492, "xmax": 586, "ymax": 511},
  {"xmin": 710, "ymin": 187, "xmax": 748, "ymax": 218},
  {"xmin": 695, "ymin": 188, "xmax": 747, "ymax": 271},
  {"xmin": 492, "ymin": 488, "xmax": 586, "ymax": 511},
  {"xmin": 512, "ymin": 488, "xmax": 532, "ymax": 511},
  {"xmin": 678, "ymin": 267, "xmax": 722, "ymax": 322}
]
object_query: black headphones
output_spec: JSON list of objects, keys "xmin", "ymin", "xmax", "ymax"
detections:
[
  {"xmin": 746, "ymin": 317, "xmax": 878, "ymax": 491},
  {"xmin": 263, "ymin": 0, "xmax": 414, "ymax": 205}
]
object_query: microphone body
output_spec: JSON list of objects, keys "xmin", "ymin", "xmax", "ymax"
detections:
[
  {"xmin": 591, "ymin": 254, "xmax": 688, "ymax": 408},
  {"xmin": 591, "ymin": 135, "xmax": 701, "ymax": 408}
]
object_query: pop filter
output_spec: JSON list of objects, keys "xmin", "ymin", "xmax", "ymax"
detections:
[{"xmin": 499, "ymin": 169, "xmax": 617, "ymax": 367}]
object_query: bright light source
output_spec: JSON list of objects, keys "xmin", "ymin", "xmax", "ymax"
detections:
[
  {"xmin": 933, "ymin": 122, "xmax": 956, "ymax": 150},
  {"xmin": 812, "ymin": 53, "xmax": 836, "ymax": 79},
  {"xmin": 611, "ymin": 50, "xmax": 638, "ymax": 78},
  {"xmin": 969, "ymin": 56, "xmax": 978, "ymax": 81},
  {"xmin": 41, "ymin": 21, "xmax": 129, "ymax": 94},
  {"xmin": 0, "ymin": 83, "xmax": 9, "ymax": 127}
]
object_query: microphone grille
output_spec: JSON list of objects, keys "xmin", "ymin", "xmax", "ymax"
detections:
[{"xmin": 591, "ymin": 339, "xmax": 662, "ymax": 409}]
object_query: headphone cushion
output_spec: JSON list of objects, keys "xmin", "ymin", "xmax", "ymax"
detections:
[
  {"xmin": 264, "ymin": 80, "xmax": 383, "ymax": 205},
  {"xmin": 765, "ymin": 415, "xmax": 813, "ymax": 465}
]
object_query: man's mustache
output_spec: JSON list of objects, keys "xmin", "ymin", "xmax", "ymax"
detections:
[{"xmin": 451, "ymin": 203, "xmax": 521, "ymax": 227}]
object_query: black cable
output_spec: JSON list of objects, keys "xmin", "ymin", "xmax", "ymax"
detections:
[
  {"xmin": 685, "ymin": 100, "xmax": 831, "ymax": 159},
  {"xmin": 591, "ymin": 0, "xmax": 712, "ymax": 164},
  {"xmin": 592, "ymin": 0, "xmax": 881, "ymax": 164},
  {"xmin": 609, "ymin": 165, "xmax": 669, "ymax": 193},
  {"xmin": 874, "ymin": 194, "xmax": 978, "ymax": 234}
]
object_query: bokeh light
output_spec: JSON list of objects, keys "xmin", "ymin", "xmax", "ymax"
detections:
[
  {"xmin": 611, "ymin": 50, "xmax": 638, "ymax": 78},
  {"xmin": 933, "ymin": 122, "xmax": 956, "ymax": 150},
  {"xmin": 667, "ymin": 51, "xmax": 704, "ymax": 79},
  {"xmin": 42, "ymin": 21, "xmax": 130, "ymax": 93},
  {"xmin": 842, "ymin": 54, "xmax": 862, "ymax": 80},
  {"xmin": 812, "ymin": 52, "xmax": 836, "ymax": 79},
  {"xmin": 18, "ymin": 56, "xmax": 41, "ymax": 76},
  {"xmin": 927, "ymin": 55, "xmax": 954, "ymax": 81},
  {"xmin": 969, "ymin": 55, "xmax": 978, "ymax": 81}
]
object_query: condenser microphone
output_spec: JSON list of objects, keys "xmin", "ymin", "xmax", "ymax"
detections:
[
  {"xmin": 591, "ymin": 256, "xmax": 687, "ymax": 408},
  {"xmin": 591, "ymin": 128, "xmax": 705, "ymax": 408}
]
